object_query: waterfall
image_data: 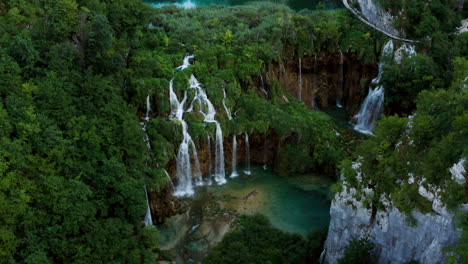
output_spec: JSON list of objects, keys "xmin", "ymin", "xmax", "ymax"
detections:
[
  {"xmin": 260, "ymin": 75, "xmax": 268, "ymax": 98},
  {"xmin": 145, "ymin": 92, "xmax": 151, "ymax": 121},
  {"xmin": 175, "ymin": 54, "xmax": 194, "ymax": 70},
  {"xmin": 171, "ymin": 55, "xmax": 230, "ymax": 195},
  {"xmin": 140, "ymin": 122, "xmax": 152, "ymax": 151},
  {"xmin": 353, "ymin": 40, "xmax": 394, "ymax": 135},
  {"xmin": 337, "ymin": 52, "xmax": 344, "ymax": 108},
  {"xmin": 214, "ymin": 123, "xmax": 226, "ymax": 184},
  {"xmin": 394, "ymin": 44, "xmax": 416, "ymax": 64},
  {"xmin": 222, "ymin": 89, "xmax": 232, "ymax": 120},
  {"xmin": 244, "ymin": 133, "xmax": 251, "ymax": 175},
  {"xmin": 187, "ymin": 74, "xmax": 226, "ymax": 184},
  {"xmin": 230, "ymin": 135, "xmax": 238, "ymax": 178},
  {"xmin": 144, "ymin": 186, "xmax": 153, "ymax": 226},
  {"xmin": 164, "ymin": 169, "xmax": 175, "ymax": 190},
  {"xmin": 174, "ymin": 120, "xmax": 195, "ymax": 196},
  {"xmin": 298, "ymin": 58, "xmax": 302, "ymax": 101}
]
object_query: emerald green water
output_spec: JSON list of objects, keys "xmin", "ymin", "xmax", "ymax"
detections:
[
  {"xmin": 158, "ymin": 165, "xmax": 333, "ymax": 263},
  {"xmin": 208, "ymin": 165, "xmax": 333, "ymax": 236},
  {"xmin": 144, "ymin": 0, "xmax": 343, "ymax": 11}
]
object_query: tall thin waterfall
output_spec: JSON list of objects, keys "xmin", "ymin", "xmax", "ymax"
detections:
[
  {"xmin": 244, "ymin": 133, "xmax": 251, "ymax": 175},
  {"xmin": 144, "ymin": 186, "xmax": 153, "ymax": 226},
  {"xmin": 337, "ymin": 52, "xmax": 344, "ymax": 108},
  {"xmin": 214, "ymin": 123, "xmax": 226, "ymax": 184},
  {"xmin": 230, "ymin": 135, "xmax": 238, "ymax": 178},
  {"xmin": 298, "ymin": 58, "xmax": 302, "ymax": 101},
  {"xmin": 187, "ymin": 74, "xmax": 226, "ymax": 184},
  {"xmin": 260, "ymin": 75, "xmax": 268, "ymax": 98},
  {"xmin": 353, "ymin": 40, "xmax": 394, "ymax": 135},
  {"xmin": 145, "ymin": 92, "xmax": 151, "ymax": 121},
  {"xmin": 222, "ymin": 89, "xmax": 232, "ymax": 120}
]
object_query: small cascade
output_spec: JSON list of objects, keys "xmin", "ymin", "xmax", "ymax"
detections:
[
  {"xmin": 394, "ymin": 44, "xmax": 416, "ymax": 64},
  {"xmin": 140, "ymin": 122, "xmax": 152, "ymax": 151},
  {"xmin": 222, "ymin": 89, "xmax": 232, "ymax": 120},
  {"xmin": 244, "ymin": 133, "xmax": 251, "ymax": 175},
  {"xmin": 144, "ymin": 186, "xmax": 153, "ymax": 226},
  {"xmin": 230, "ymin": 135, "xmax": 238, "ymax": 178},
  {"xmin": 187, "ymin": 74, "xmax": 226, "ymax": 185},
  {"xmin": 337, "ymin": 52, "xmax": 344, "ymax": 108},
  {"xmin": 353, "ymin": 40, "xmax": 394, "ymax": 135},
  {"xmin": 175, "ymin": 54, "xmax": 194, "ymax": 70},
  {"xmin": 260, "ymin": 75, "xmax": 268, "ymax": 98},
  {"xmin": 298, "ymin": 58, "xmax": 302, "ymax": 101},
  {"xmin": 164, "ymin": 170, "xmax": 175, "ymax": 191}
]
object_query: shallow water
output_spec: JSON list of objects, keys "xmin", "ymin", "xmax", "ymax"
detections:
[
  {"xmin": 158, "ymin": 165, "xmax": 333, "ymax": 263},
  {"xmin": 208, "ymin": 165, "xmax": 333, "ymax": 236}
]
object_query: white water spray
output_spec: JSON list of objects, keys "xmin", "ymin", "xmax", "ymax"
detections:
[
  {"xmin": 144, "ymin": 186, "xmax": 153, "ymax": 226},
  {"xmin": 230, "ymin": 135, "xmax": 238, "ymax": 178},
  {"xmin": 222, "ymin": 89, "xmax": 232, "ymax": 120},
  {"xmin": 353, "ymin": 40, "xmax": 394, "ymax": 135},
  {"xmin": 244, "ymin": 133, "xmax": 251, "ymax": 175}
]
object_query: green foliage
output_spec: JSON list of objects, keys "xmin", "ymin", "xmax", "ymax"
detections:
[
  {"xmin": 337, "ymin": 238, "xmax": 376, "ymax": 264},
  {"xmin": 341, "ymin": 57, "xmax": 468, "ymax": 220},
  {"xmin": 446, "ymin": 211, "xmax": 468, "ymax": 264},
  {"xmin": 382, "ymin": 54, "xmax": 441, "ymax": 115},
  {"xmin": 204, "ymin": 214, "xmax": 327, "ymax": 264}
]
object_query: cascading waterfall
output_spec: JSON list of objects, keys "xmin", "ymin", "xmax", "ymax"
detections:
[
  {"xmin": 244, "ymin": 132, "xmax": 251, "ymax": 175},
  {"xmin": 353, "ymin": 40, "xmax": 394, "ymax": 135},
  {"xmin": 298, "ymin": 58, "xmax": 302, "ymax": 101},
  {"xmin": 171, "ymin": 56, "xmax": 204, "ymax": 196},
  {"xmin": 144, "ymin": 186, "xmax": 153, "ymax": 226},
  {"xmin": 230, "ymin": 135, "xmax": 238, "ymax": 178},
  {"xmin": 337, "ymin": 52, "xmax": 344, "ymax": 108},
  {"xmin": 187, "ymin": 74, "xmax": 226, "ymax": 184}
]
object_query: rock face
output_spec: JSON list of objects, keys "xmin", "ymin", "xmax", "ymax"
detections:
[
  {"xmin": 265, "ymin": 48, "xmax": 377, "ymax": 117},
  {"xmin": 348, "ymin": 0, "xmax": 400, "ymax": 36},
  {"xmin": 322, "ymin": 182, "xmax": 464, "ymax": 264}
]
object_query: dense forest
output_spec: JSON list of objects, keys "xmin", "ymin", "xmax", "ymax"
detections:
[{"xmin": 0, "ymin": 0, "xmax": 466, "ymax": 263}]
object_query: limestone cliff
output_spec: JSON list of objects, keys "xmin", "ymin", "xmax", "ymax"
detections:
[{"xmin": 322, "ymin": 160, "xmax": 467, "ymax": 264}]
